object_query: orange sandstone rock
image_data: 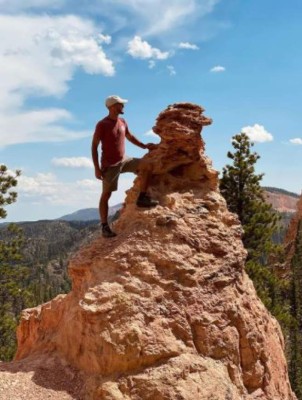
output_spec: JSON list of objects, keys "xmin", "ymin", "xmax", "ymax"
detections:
[
  {"xmin": 283, "ymin": 193, "xmax": 302, "ymax": 272},
  {"xmin": 264, "ymin": 191, "xmax": 299, "ymax": 213},
  {"xmin": 13, "ymin": 104, "xmax": 296, "ymax": 399}
]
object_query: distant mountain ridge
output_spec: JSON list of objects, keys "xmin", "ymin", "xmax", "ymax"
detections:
[
  {"xmin": 58, "ymin": 203, "xmax": 122, "ymax": 221},
  {"xmin": 58, "ymin": 208, "xmax": 99, "ymax": 222}
]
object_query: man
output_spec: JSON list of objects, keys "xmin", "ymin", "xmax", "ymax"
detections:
[{"xmin": 92, "ymin": 95, "xmax": 158, "ymax": 238}]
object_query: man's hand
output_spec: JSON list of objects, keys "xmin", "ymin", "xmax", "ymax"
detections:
[
  {"xmin": 95, "ymin": 167, "xmax": 103, "ymax": 180},
  {"xmin": 145, "ymin": 143, "xmax": 158, "ymax": 151}
]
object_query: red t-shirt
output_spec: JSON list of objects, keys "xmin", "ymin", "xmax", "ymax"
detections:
[{"xmin": 93, "ymin": 116, "xmax": 129, "ymax": 168}]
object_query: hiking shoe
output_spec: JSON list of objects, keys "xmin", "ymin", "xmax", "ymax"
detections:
[
  {"xmin": 102, "ymin": 224, "xmax": 117, "ymax": 238},
  {"xmin": 136, "ymin": 194, "xmax": 159, "ymax": 208}
]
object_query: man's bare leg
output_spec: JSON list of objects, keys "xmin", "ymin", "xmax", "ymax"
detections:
[
  {"xmin": 138, "ymin": 159, "xmax": 152, "ymax": 192},
  {"xmin": 100, "ymin": 191, "xmax": 116, "ymax": 237},
  {"xmin": 100, "ymin": 191, "xmax": 111, "ymax": 223},
  {"xmin": 136, "ymin": 159, "xmax": 158, "ymax": 207}
]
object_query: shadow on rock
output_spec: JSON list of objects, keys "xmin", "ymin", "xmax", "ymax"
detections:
[{"xmin": 0, "ymin": 355, "xmax": 85, "ymax": 399}]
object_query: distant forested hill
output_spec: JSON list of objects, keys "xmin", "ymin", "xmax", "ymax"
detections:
[
  {"xmin": 58, "ymin": 203, "xmax": 122, "ymax": 221},
  {"xmin": 263, "ymin": 187, "xmax": 299, "ymax": 243},
  {"xmin": 263, "ymin": 187, "xmax": 299, "ymax": 198},
  {"xmin": 0, "ymin": 220, "xmax": 100, "ymax": 303},
  {"xmin": 0, "ymin": 200, "xmax": 123, "ymax": 304},
  {"xmin": 264, "ymin": 187, "xmax": 299, "ymax": 218}
]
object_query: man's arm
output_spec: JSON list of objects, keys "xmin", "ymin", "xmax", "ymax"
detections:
[
  {"xmin": 91, "ymin": 131, "xmax": 103, "ymax": 180},
  {"xmin": 125, "ymin": 130, "xmax": 157, "ymax": 150}
]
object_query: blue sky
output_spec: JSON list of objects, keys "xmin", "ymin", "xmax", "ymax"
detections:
[{"xmin": 1, "ymin": 0, "xmax": 301, "ymax": 222}]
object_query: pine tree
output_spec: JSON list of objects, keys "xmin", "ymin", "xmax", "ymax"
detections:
[
  {"xmin": 220, "ymin": 133, "xmax": 288, "ymax": 317},
  {"xmin": 0, "ymin": 165, "xmax": 74, "ymax": 360},
  {"xmin": 0, "ymin": 224, "xmax": 35, "ymax": 360},
  {"xmin": 0, "ymin": 165, "xmax": 34, "ymax": 360},
  {"xmin": 0, "ymin": 165, "xmax": 20, "ymax": 219},
  {"xmin": 288, "ymin": 220, "xmax": 302, "ymax": 396}
]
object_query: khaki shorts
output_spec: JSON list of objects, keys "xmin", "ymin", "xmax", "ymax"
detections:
[{"xmin": 102, "ymin": 157, "xmax": 140, "ymax": 193}]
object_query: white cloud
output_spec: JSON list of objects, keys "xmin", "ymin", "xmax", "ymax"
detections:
[
  {"xmin": 76, "ymin": 179, "xmax": 99, "ymax": 188},
  {"xmin": 0, "ymin": 0, "xmax": 64, "ymax": 12},
  {"xmin": 167, "ymin": 65, "xmax": 176, "ymax": 76},
  {"xmin": 178, "ymin": 42, "xmax": 199, "ymax": 50},
  {"xmin": 18, "ymin": 173, "xmax": 60, "ymax": 197},
  {"xmin": 33, "ymin": 20, "xmax": 114, "ymax": 76},
  {"xmin": 148, "ymin": 60, "xmax": 156, "ymax": 69},
  {"xmin": 145, "ymin": 129, "xmax": 157, "ymax": 138},
  {"xmin": 1, "ymin": 1, "xmax": 221, "ymax": 38},
  {"xmin": 17, "ymin": 172, "xmax": 134, "ymax": 208},
  {"xmin": 52, "ymin": 157, "xmax": 93, "ymax": 168},
  {"xmin": 144, "ymin": 129, "xmax": 160, "ymax": 144},
  {"xmin": 0, "ymin": 14, "xmax": 114, "ymax": 146},
  {"xmin": 97, "ymin": 34, "xmax": 112, "ymax": 44},
  {"xmin": 17, "ymin": 172, "xmax": 100, "ymax": 205},
  {"xmin": 0, "ymin": 15, "xmax": 114, "ymax": 87},
  {"xmin": 210, "ymin": 65, "xmax": 225, "ymax": 73},
  {"xmin": 241, "ymin": 124, "xmax": 273, "ymax": 143},
  {"xmin": 101, "ymin": 0, "xmax": 220, "ymax": 37},
  {"xmin": 290, "ymin": 138, "xmax": 302, "ymax": 145},
  {"xmin": 0, "ymin": 109, "xmax": 90, "ymax": 146},
  {"xmin": 127, "ymin": 36, "xmax": 169, "ymax": 60}
]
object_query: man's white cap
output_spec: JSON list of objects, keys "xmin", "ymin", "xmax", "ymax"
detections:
[{"xmin": 105, "ymin": 95, "xmax": 128, "ymax": 108}]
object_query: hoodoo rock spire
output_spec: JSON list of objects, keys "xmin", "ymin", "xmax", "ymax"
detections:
[{"xmin": 12, "ymin": 103, "xmax": 296, "ymax": 399}]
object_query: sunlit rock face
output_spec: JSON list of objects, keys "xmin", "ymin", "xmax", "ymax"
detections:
[
  {"xmin": 15, "ymin": 103, "xmax": 296, "ymax": 400},
  {"xmin": 283, "ymin": 193, "xmax": 302, "ymax": 274},
  {"xmin": 265, "ymin": 190, "xmax": 298, "ymax": 213}
]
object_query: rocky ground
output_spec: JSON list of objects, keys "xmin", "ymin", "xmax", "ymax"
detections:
[{"xmin": 0, "ymin": 356, "xmax": 84, "ymax": 399}]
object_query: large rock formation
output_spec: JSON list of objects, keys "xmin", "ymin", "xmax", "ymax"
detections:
[{"xmin": 12, "ymin": 104, "xmax": 296, "ymax": 399}]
